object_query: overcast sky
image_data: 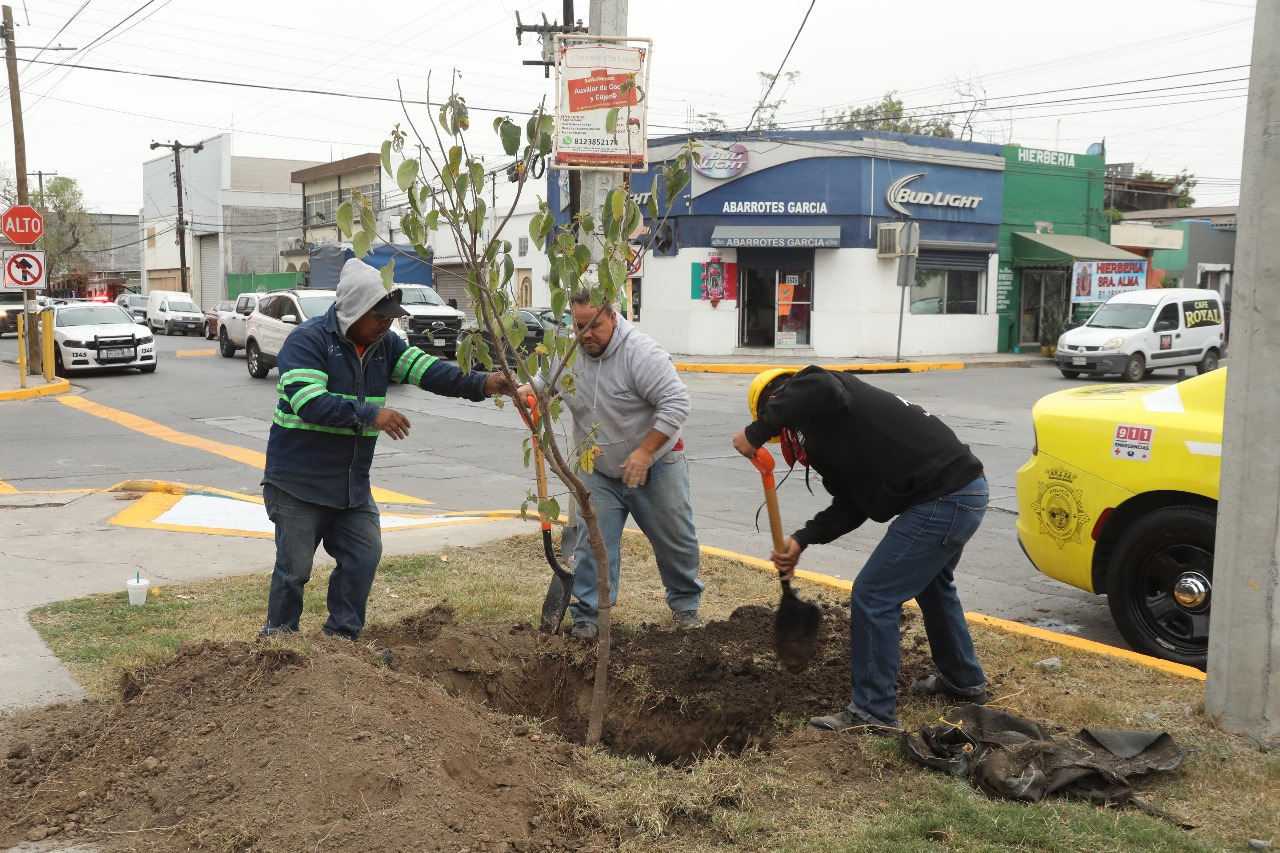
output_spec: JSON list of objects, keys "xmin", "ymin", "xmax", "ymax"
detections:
[{"xmin": 2, "ymin": 0, "xmax": 1254, "ymax": 215}]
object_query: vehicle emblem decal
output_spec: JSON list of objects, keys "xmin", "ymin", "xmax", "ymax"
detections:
[{"xmin": 1032, "ymin": 481, "xmax": 1091, "ymax": 549}]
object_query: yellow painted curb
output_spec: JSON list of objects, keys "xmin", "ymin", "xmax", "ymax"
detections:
[
  {"xmin": 0, "ymin": 377, "xmax": 71, "ymax": 400},
  {"xmin": 698, "ymin": 544, "xmax": 1202, "ymax": 681},
  {"xmin": 175, "ymin": 350, "xmax": 216, "ymax": 357},
  {"xmin": 673, "ymin": 362, "xmax": 964, "ymax": 374}
]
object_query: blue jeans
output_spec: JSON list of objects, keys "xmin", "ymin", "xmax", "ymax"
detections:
[
  {"xmin": 262, "ymin": 483, "xmax": 383, "ymax": 641},
  {"xmin": 847, "ymin": 476, "xmax": 989, "ymax": 727},
  {"xmin": 569, "ymin": 451, "xmax": 704, "ymax": 624}
]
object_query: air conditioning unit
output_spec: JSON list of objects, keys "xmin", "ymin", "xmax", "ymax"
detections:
[{"xmin": 877, "ymin": 222, "xmax": 904, "ymax": 258}]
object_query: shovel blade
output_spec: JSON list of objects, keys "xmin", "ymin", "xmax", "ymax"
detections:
[
  {"xmin": 540, "ymin": 570, "xmax": 574, "ymax": 633},
  {"xmin": 775, "ymin": 583, "xmax": 822, "ymax": 673}
]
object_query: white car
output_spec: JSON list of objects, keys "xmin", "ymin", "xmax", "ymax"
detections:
[
  {"xmin": 47, "ymin": 302, "xmax": 157, "ymax": 375},
  {"xmin": 243, "ymin": 289, "xmax": 337, "ymax": 378}
]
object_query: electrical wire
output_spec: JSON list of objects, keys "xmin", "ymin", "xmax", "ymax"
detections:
[{"xmin": 744, "ymin": 0, "xmax": 815, "ymax": 132}]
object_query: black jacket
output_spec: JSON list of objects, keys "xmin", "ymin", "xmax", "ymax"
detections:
[{"xmin": 744, "ymin": 366, "xmax": 984, "ymax": 547}]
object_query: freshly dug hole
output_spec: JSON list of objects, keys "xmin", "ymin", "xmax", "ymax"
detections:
[{"xmin": 366, "ymin": 600, "xmax": 937, "ymax": 765}]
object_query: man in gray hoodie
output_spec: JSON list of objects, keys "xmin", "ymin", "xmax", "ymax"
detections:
[{"xmin": 544, "ymin": 293, "xmax": 704, "ymax": 640}]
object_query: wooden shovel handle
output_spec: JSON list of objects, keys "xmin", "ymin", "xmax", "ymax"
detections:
[{"xmin": 763, "ymin": 484, "xmax": 786, "ymax": 555}]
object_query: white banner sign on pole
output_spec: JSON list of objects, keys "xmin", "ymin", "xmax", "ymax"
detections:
[{"xmin": 553, "ymin": 36, "xmax": 651, "ymax": 173}]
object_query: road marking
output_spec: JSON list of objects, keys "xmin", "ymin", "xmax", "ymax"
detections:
[
  {"xmin": 0, "ymin": 479, "xmax": 17, "ymax": 493},
  {"xmin": 176, "ymin": 350, "xmax": 216, "ymax": 357},
  {"xmin": 56, "ymin": 396, "xmax": 430, "ymax": 505}
]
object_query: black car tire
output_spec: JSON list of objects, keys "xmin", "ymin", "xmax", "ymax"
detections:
[
  {"xmin": 1059, "ymin": 368, "xmax": 1081, "ymax": 379},
  {"xmin": 246, "ymin": 340, "xmax": 270, "ymax": 379},
  {"xmin": 1121, "ymin": 353, "xmax": 1146, "ymax": 383},
  {"xmin": 1106, "ymin": 504, "xmax": 1215, "ymax": 669},
  {"xmin": 53, "ymin": 347, "xmax": 66, "ymax": 378},
  {"xmin": 139, "ymin": 363, "xmax": 157, "ymax": 374},
  {"xmin": 219, "ymin": 328, "xmax": 237, "ymax": 358},
  {"xmin": 1198, "ymin": 349, "xmax": 1220, "ymax": 375},
  {"xmin": 152, "ymin": 320, "xmax": 165, "ymax": 336}
]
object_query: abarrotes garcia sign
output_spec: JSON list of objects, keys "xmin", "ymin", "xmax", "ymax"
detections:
[{"xmin": 886, "ymin": 173, "xmax": 983, "ymax": 216}]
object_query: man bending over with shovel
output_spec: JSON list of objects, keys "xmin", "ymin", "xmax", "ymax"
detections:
[{"xmin": 731, "ymin": 366, "xmax": 989, "ymax": 734}]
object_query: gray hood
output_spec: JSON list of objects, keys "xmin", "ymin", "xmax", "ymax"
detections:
[{"xmin": 335, "ymin": 258, "xmax": 393, "ymax": 337}]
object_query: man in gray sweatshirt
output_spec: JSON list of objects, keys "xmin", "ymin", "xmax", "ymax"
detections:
[{"xmin": 546, "ymin": 293, "xmax": 704, "ymax": 640}]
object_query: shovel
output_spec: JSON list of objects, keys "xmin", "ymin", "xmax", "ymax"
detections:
[
  {"xmin": 523, "ymin": 396, "xmax": 574, "ymax": 633},
  {"xmin": 751, "ymin": 446, "xmax": 823, "ymax": 674}
]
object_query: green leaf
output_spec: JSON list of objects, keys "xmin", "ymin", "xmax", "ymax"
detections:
[
  {"xmin": 607, "ymin": 258, "xmax": 626, "ymax": 296},
  {"xmin": 448, "ymin": 145, "xmax": 463, "ymax": 175},
  {"xmin": 396, "ymin": 159, "xmax": 419, "ymax": 192},
  {"xmin": 538, "ymin": 497, "xmax": 561, "ymax": 521},
  {"xmin": 572, "ymin": 244, "xmax": 592, "ymax": 270},
  {"xmin": 457, "ymin": 172, "xmax": 470, "ymax": 200},
  {"xmin": 425, "ymin": 209, "xmax": 439, "ymax": 231},
  {"xmin": 352, "ymin": 231, "xmax": 370, "ymax": 258},
  {"xmin": 580, "ymin": 212, "xmax": 595, "ymax": 234},
  {"xmin": 457, "ymin": 335, "xmax": 473, "ymax": 373},
  {"xmin": 598, "ymin": 256, "xmax": 614, "ymax": 293},
  {"xmin": 551, "ymin": 288, "xmax": 567, "ymax": 318},
  {"xmin": 526, "ymin": 115, "xmax": 539, "ymax": 145},
  {"xmin": 604, "ymin": 107, "xmax": 619, "ymax": 138},
  {"xmin": 507, "ymin": 317, "xmax": 525, "ymax": 349},
  {"xmin": 647, "ymin": 177, "xmax": 660, "ymax": 219},
  {"xmin": 336, "ymin": 202, "xmax": 354, "ymax": 238},
  {"xmin": 502, "ymin": 255, "xmax": 514, "ymax": 286},
  {"xmin": 380, "ymin": 259, "xmax": 395, "ymax": 292},
  {"xmin": 500, "ymin": 120, "xmax": 521, "ymax": 156},
  {"xmin": 380, "ymin": 140, "xmax": 393, "ymax": 177},
  {"xmin": 609, "ymin": 189, "xmax": 624, "ymax": 223},
  {"xmin": 359, "ymin": 204, "xmax": 375, "ymax": 234},
  {"xmin": 524, "ymin": 352, "xmax": 539, "ymax": 380},
  {"xmin": 666, "ymin": 170, "xmax": 690, "ymax": 206},
  {"xmin": 470, "ymin": 161, "xmax": 485, "ymax": 193}
]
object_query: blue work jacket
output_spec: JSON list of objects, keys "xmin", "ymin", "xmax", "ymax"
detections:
[{"xmin": 262, "ymin": 305, "xmax": 490, "ymax": 508}]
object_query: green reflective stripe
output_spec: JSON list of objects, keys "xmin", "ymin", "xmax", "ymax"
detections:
[
  {"xmin": 275, "ymin": 391, "xmax": 387, "ymax": 405},
  {"xmin": 406, "ymin": 350, "xmax": 438, "ymax": 386},
  {"xmin": 289, "ymin": 384, "xmax": 328, "ymax": 412},
  {"xmin": 273, "ymin": 411, "xmax": 379, "ymax": 437},
  {"xmin": 278, "ymin": 368, "xmax": 328, "ymax": 390},
  {"xmin": 391, "ymin": 349, "xmax": 418, "ymax": 383}
]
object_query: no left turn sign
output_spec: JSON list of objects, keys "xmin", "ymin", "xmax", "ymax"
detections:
[{"xmin": 3, "ymin": 250, "xmax": 46, "ymax": 289}]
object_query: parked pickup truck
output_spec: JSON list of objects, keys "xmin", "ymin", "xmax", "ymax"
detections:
[{"xmin": 217, "ymin": 292, "xmax": 263, "ymax": 358}]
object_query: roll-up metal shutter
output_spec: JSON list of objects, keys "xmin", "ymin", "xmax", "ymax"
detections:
[
  {"xmin": 917, "ymin": 249, "xmax": 991, "ymax": 271},
  {"xmin": 197, "ymin": 235, "xmax": 222, "ymax": 308},
  {"xmin": 431, "ymin": 263, "xmax": 473, "ymax": 317}
]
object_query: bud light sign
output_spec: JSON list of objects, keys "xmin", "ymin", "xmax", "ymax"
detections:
[{"xmin": 694, "ymin": 143, "xmax": 748, "ymax": 179}]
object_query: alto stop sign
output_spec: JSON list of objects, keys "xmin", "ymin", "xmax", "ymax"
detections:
[{"xmin": 2, "ymin": 205, "xmax": 44, "ymax": 244}]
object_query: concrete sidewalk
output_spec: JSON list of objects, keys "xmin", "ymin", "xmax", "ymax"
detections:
[{"xmin": 0, "ymin": 350, "xmax": 1042, "ymax": 401}]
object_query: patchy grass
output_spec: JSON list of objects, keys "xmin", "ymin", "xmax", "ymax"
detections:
[{"xmin": 26, "ymin": 532, "xmax": 1280, "ymax": 852}]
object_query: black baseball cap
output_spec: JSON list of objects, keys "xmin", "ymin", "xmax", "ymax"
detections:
[{"xmin": 371, "ymin": 289, "xmax": 410, "ymax": 319}]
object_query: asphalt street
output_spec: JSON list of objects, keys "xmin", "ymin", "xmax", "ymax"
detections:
[{"xmin": 0, "ymin": 330, "xmax": 1190, "ymax": 711}]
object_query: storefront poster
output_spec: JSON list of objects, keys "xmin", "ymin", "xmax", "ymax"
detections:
[
  {"xmin": 555, "ymin": 42, "xmax": 648, "ymax": 170},
  {"xmin": 1072, "ymin": 260, "xmax": 1146, "ymax": 303},
  {"xmin": 777, "ymin": 280, "xmax": 796, "ymax": 316},
  {"xmin": 689, "ymin": 261, "xmax": 737, "ymax": 301}
]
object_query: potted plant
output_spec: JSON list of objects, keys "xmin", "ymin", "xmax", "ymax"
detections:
[{"xmin": 1040, "ymin": 306, "xmax": 1066, "ymax": 358}]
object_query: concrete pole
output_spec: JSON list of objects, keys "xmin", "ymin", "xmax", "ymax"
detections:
[
  {"xmin": 1204, "ymin": 3, "xmax": 1280, "ymax": 742},
  {"xmin": 581, "ymin": 0, "xmax": 629, "ymax": 266}
]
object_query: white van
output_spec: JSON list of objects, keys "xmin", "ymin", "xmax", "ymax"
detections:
[
  {"xmin": 1055, "ymin": 287, "xmax": 1225, "ymax": 382},
  {"xmin": 146, "ymin": 290, "xmax": 204, "ymax": 336}
]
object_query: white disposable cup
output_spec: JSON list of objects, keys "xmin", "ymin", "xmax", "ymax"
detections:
[{"xmin": 126, "ymin": 578, "xmax": 150, "ymax": 606}]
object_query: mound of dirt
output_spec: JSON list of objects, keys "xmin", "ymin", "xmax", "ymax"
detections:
[{"xmin": 1, "ymin": 600, "xmax": 945, "ymax": 851}]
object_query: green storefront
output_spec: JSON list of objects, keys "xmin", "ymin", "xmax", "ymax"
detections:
[{"xmin": 996, "ymin": 146, "xmax": 1112, "ymax": 352}]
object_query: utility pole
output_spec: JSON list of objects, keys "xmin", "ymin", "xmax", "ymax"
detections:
[
  {"xmin": 3, "ymin": 4, "xmax": 39, "ymax": 374},
  {"xmin": 580, "ymin": 0, "xmax": 629, "ymax": 261},
  {"xmin": 1205, "ymin": 1, "xmax": 1280, "ymax": 743},
  {"xmin": 27, "ymin": 169, "xmax": 55, "ymax": 201},
  {"xmin": 150, "ymin": 140, "xmax": 203, "ymax": 294}
]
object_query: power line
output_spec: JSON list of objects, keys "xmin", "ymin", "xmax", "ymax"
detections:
[{"xmin": 744, "ymin": 0, "xmax": 815, "ymax": 132}]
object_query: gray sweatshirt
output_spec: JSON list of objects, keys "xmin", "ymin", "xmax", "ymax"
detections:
[{"xmin": 556, "ymin": 315, "xmax": 691, "ymax": 480}]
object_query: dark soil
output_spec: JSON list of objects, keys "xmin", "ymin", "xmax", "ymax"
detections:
[{"xmin": 0, "ymin": 599, "xmax": 947, "ymax": 852}]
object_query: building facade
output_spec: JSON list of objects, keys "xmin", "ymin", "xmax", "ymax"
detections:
[
  {"xmin": 551, "ymin": 131, "xmax": 1006, "ymax": 358},
  {"xmin": 142, "ymin": 134, "xmax": 320, "ymax": 308}
]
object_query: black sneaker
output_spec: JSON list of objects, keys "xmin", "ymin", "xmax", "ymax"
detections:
[
  {"xmin": 910, "ymin": 673, "xmax": 989, "ymax": 705},
  {"xmin": 807, "ymin": 708, "xmax": 900, "ymax": 736},
  {"xmin": 570, "ymin": 621, "xmax": 599, "ymax": 641},
  {"xmin": 673, "ymin": 609, "xmax": 703, "ymax": 630}
]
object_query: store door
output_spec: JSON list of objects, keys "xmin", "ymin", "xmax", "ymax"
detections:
[
  {"xmin": 775, "ymin": 269, "xmax": 812, "ymax": 348},
  {"xmin": 1019, "ymin": 270, "xmax": 1067, "ymax": 346},
  {"xmin": 737, "ymin": 251, "xmax": 815, "ymax": 348}
]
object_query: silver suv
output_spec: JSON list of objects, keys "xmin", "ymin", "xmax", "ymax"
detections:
[{"xmin": 243, "ymin": 289, "xmax": 336, "ymax": 379}]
